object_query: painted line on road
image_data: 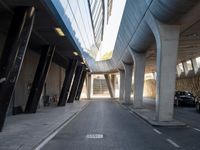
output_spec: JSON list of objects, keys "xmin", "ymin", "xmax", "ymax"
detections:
[
  {"xmin": 153, "ymin": 129, "xmax": 162, "ymax": 135},
  {"xmin": 166, "ymin": 138, "xmax": 180, "ymax": 148},
  {"xmin": 129, "ymin": 110, "xmax": 133, "ymax": 114},
  {"xmin": 34, "ymin": 102, "xmax": 90, "ymax": 150},
  {"xmin": 193, "ymin": 128, "xmax": 200, "ymax": 132}
]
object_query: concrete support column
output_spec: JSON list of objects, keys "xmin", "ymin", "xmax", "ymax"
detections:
[
  {"xmin": 129, "ymin": 49, "xmax": 146, "ymax": 108},
  {"xmin": 119, "ymin": 69, "xmax": 125, "ymax": 101},
  {"xmin": 155, "ymin": 25, "xmax": 180, "ymax": 121},
  {"xmin": 122, "ymin": 62, "xmax": 133, "ymax": 104},
  {"xmin": 191, "ymin": 58, "xmax": 198, "ymax": 74},
  {"xmin": 146, "ymin": 12, "xmax": 180, "ymax": 122},
  {"xmin": 86, "ymin": 74, "xmax": 91, "ymax": 99},
  {"xmin": 0, "ymin": 7, "xmax": 35, "ymax": 131},
  {"xmin": 111, "ymin": 74, "xmax": 116, "ymax": 97},
  {"xmin": 104, "ymin": 74, "xmax": 114, "ymax": 98},
  {"xmin": 67, "ymin": 66, "xmax": 84, "ymax": 103}
]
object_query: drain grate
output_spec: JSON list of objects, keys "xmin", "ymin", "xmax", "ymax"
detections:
[{"xmin": 86, "ymin": 134, "xmax": 103, "ymax": 139}]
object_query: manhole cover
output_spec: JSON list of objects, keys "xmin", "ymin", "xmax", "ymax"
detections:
[{"xmin": 86, "ymin": 134, "xmax": 103, "ymax": 139}]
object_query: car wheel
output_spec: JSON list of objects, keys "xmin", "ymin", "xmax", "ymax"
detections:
[{"xmin": 196, "ymin": 103, "xmax": 200, "ymax": 112}]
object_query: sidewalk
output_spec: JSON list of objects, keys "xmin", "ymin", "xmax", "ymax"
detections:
[{"xmin": 0, "ymin": 101, "xmax": 89, "ymax": 150}]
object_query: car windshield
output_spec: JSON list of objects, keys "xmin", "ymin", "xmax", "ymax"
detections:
[{"xmin": 176, "ymin": 91, "xmax": 193, "ymax": 96}]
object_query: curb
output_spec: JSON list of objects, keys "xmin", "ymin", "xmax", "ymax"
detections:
[
  {"xmin": 116, "ymin": 101, "xmax": 186, "ymax": 127},
  {"xmin": 34, "ymin": 102, "xmax": 90, "ymax": 150}
]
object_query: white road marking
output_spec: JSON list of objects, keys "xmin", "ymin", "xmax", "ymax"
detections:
[
  {"xmin": 153, "ymin": 129, "xmax": 162, "ymax": 135},
  {"xmin": 193, "ymin": 128, "xmax": 200, "ymax": 132},
  {"xmin": 166, "ymin": 138, "xmax": 180, "ymax": 148},
  {"xmin": 86, "ymin": 134, "xmax": 103, "ymax": 139}
]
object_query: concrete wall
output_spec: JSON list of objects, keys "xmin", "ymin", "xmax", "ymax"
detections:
[
  {"xmin": 14, "ymin": 49, "xmax": 65, "ymax": 110},
  {"xmin": 46, "ymin": 63, "xmax": 65, "ymax": 99},
  {"xmin": 176, "ymin": 76, "xmax": 200, "ymax": 97},
  {"xmin": 142, "ymin": 75, "xmax": 200, "ymax": 98},
  {"xmin": 15, "ymin": 50, "xmax": 39, "ymax": 109},
  {"xmin": 93, "ymin": 78, "xmax": 109, "ymax": 94},
  {"xmin": 143, "ymin": 79, "xmax": 156, "ymax": 98}
]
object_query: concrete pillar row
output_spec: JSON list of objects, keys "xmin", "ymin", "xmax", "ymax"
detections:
[
  {"xmin": 129, "ymin": 48, "xmax": 146, "ymax": 108},
  {"xmin": 122, "ymin": 62, "xmax": 133, "ymax": 104},
  {"xmin": 119, "ymin": 69, "xmax": 125, "ymax": 101},
  {"xmin": 146, "ymin": 11, "xmax": 180, "ymax": 122}
]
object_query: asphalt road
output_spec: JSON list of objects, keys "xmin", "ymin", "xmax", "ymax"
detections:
[{"xmin": 41, "ymin": 99, "xmax": 200, "ymax": 150}]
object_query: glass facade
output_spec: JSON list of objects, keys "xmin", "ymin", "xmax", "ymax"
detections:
[
  {"xmin": 48, "ymin": 0, "xmax": 126, "ymax": 61},
  {"xmin": 50, "ymin": 0, "xmax": 107, "ymax": 59}
]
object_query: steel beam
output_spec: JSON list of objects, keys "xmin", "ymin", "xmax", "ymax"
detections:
[
  {"xmin": 67, "ymin": 66, "xmax": 84, "ymax": 103},
  {"xmin": 75, "ymin": 70, "xmax": 87, "ymax": 100},
  {"xmin": 25, "ymin": 45, "xmax": 55, "ymax": 113},
  {"xmin": 0, "ymin": 7, "xmax": 35, "ymax": 131},
  {"xmin": 57, "ymin": 59, "xmax": 78, "ymax": 106}
]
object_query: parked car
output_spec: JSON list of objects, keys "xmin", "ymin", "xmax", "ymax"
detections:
[
  {"xmin": 174, "ymin": 91, "xmax": 195, "ymax": 106},
  {"xmin": 195, "ymin": 96, "xmax": 200, "ymax": 112}
]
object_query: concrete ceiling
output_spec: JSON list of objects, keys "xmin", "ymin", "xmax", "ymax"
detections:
[{"xmin": 145, "ymin": 2, "xmax": 200, "ymax": 73}]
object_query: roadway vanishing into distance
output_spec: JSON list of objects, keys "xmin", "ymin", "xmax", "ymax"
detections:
[{"xmin": 42, "ymin": 100, "xmax": 200, "ymax": 150}]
